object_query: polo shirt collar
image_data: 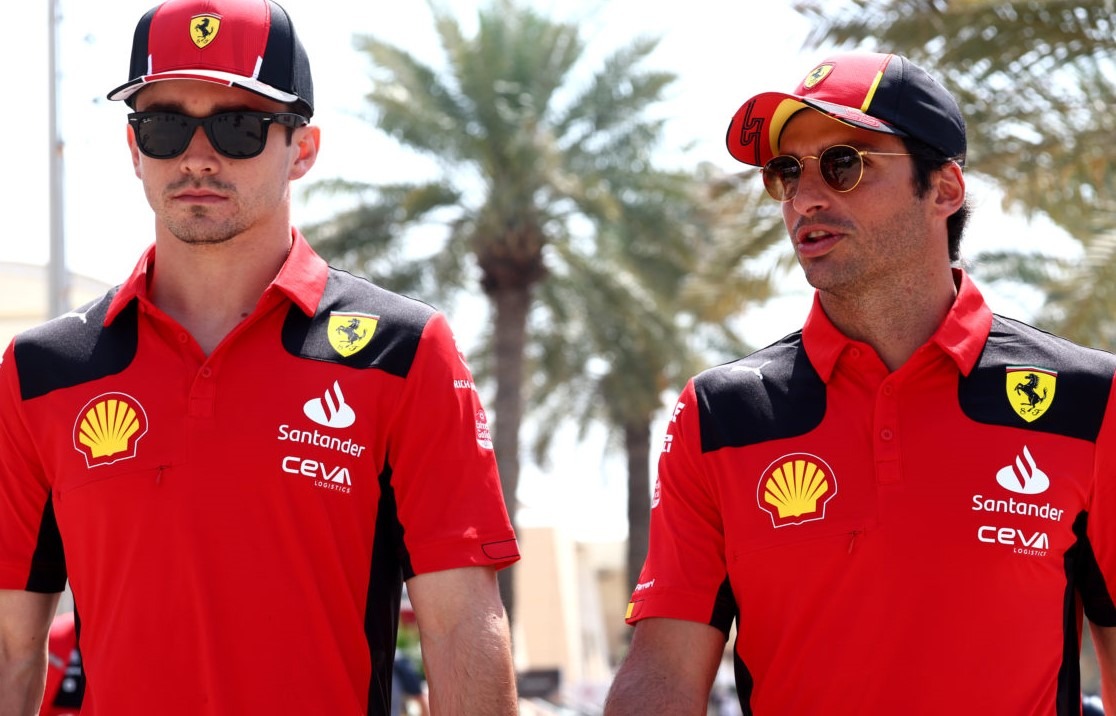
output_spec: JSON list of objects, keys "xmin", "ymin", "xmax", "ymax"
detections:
[
  {"xmin": 802, "ymin": 268, "xmax": 993, "ymax": 382},
  {"xmin": 104, "ymin": 228, "xmax": 329, "ymax": 325}
]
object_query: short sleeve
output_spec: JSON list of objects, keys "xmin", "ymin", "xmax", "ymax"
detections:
[
  {"xmin": 0, "ymin": 340, "xmax": 67, "ymax": 592},
  {"xmin": 384, "ymin": 313, "xmax": 519, "ymax": 576},
  {"xmin": 625, "ymin": 380, "xmax": 733, "ymax": 631}
]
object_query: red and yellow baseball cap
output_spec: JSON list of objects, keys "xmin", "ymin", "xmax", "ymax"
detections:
[
  {"xmin": 726, "ymin": 52, "xmax": 965, "ymax": 167},
  {"xmin": 107, "ymin": 0, "xmax": 314, "ymax": 117}
]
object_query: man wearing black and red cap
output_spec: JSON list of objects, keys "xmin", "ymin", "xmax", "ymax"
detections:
[
  {"xmin": 606, "ymin": 52, "xmax": 1116, "ymax": 714},
  {"xmin": 0, "ymin": 1, "xmax": 519, "ymax": 714}
]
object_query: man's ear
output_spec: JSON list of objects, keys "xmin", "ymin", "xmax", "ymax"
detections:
[
  {"xmin": 932, "ymin": 161, "xmax": 965, "ymax": 218},
  {"xmin": 289, "ymin": 125, "xmax": 320, "ymax": 181}
]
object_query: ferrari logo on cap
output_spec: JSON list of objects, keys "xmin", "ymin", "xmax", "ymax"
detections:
[
  {"xmin": 328, "ymin": 312, "xmax": 379, "ymax": 357},
  {"xmin": 803, "ymin": 63, "xmax": 834, "ymax": 89},
  {"xmin": 1006, "ymin": 366, "xmax": 1057, "ymax": 422},
  {"xmin": 190, "ymin": 14, "xmax": 221, "ymax": 49}
]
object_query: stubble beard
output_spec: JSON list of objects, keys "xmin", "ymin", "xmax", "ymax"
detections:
[
  {"xmin": 160, "ymin": 178, "xmax": 246, "ymax": 246},
  {"xmin": 166, "ymin": 206, "xmax": 248, "ymax": 246}
]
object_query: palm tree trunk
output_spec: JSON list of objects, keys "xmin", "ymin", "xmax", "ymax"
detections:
[
  {"xmin": 624, "ymin": 418, "xmax": 652, "ymax": 593},
  {"xmin": 490, "ymin": 283, "xmax": 531, "ymax": 627}
]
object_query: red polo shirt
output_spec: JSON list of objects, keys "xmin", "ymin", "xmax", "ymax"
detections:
[
  {"xmin": 628, "ymin": 271, "xmax": 1116, "ymax": 715},
  {"xmin": 0, "ymin": 231, "xmax": 518, "ymax": 714}
]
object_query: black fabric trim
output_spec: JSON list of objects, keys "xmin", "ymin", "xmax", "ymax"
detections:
[
  {"xmin": 15, "ymin": 290, "xmax": 138, "ymax": 401},
  {"xmin": 959, "ymin": 316, "xmax": 1116, "ymax": 440},
  {"xmin": 363, "ymin": 462, "xmax": 412, "ymax": 716},
  {"xmin": 1057, "ymin": 512, "xmax": 1089, "ymax": 716},
  {"xmin": 709, "ymin": 576, "xmax": 737, "ymax": 637},
  {"xmin": 281, "ymin": 269, "xmax": 434, "ymax": 376},
  {"xmin": 696, "ymin": 333, "xmax": 826, "ymax": 453},
  {"xmin": 733, "ymin": 632, "xmax": 754, "ymax": 716},
  {"xmin": 26, "ymin": 494, "xmax": 66, "ymax": 593}
]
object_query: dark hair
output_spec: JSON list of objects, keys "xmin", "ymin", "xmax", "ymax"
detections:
[{"xmin": 899, "ymin": 136, "xmax": 969, "ymax": 262}]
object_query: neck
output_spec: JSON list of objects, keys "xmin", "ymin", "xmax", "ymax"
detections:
[
  {"xmin": 150, "ymin": 227, "xmax": 293, "ymax": 354},
  {"xmin": 818, "ymin": 265, "xmax": 958, "ymax": 371}
]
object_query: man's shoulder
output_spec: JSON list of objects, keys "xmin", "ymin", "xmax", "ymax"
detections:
[
  {"xmin": 959, "ymin": 314, "xmax": 1116, "ymax": 442},
  {"xmin": 986, "ymin": 314, "xmax": 1116, "ymax": 374},
  {"xmin": 279, "ymin": 267, "xmax": 441, "ymax": 376},
  {"xmin": 12, "ymin": 287, "xmax": 138, "ymax": 401},
  {"xmin": 691, "ymin": 331, "xmax": 825, "ymax": 452}
]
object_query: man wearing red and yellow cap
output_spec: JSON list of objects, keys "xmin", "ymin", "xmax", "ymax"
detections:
[{"xmin": 606, "ymin": 52, "xmax": 1116, "ymax": 715}]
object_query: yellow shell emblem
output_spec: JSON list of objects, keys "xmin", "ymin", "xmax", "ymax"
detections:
[
  {"xmin": 191, "ymin": 15, "xmax": 221, "ymax": 49},
  {"xmin": 73, "ymin": 393, "xmax": 149, "ymax": 468},
  {"xmin": 328, "ymin": 312, "xmax": 379, "ymax": 358},
  {"xmin": 1005, "ymin": 366, "xmax": 1056, "ymax": 423},
  {"xmin": 758, "ymin": 453, "xmax": 837, "ymax": 527}
]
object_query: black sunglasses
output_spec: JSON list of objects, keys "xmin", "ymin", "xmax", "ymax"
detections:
[
  {"xmin": 128, "ymin": 111, "xmax": 309, "ymax": 159},
  {"xmin": 762, "ymin": 144, "xmax": 912, "ymax": 202}
]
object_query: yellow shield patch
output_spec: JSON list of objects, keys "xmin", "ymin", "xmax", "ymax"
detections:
[
  {"xmin": 328, "ymin": 312, "xmax": 378, "ymax": 357},
  {"xmin": 1006, "ymin": 366, "xmax": 1057, "ymax": 422},
  {"xmin": 803, "ymin": 64, "xmax": 834, "ymax": 89},
  {"xmin": 191, "ymin": 15, "xmax": 221, "ymax": 49}
]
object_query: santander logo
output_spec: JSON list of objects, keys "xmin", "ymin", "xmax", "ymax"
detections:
[
  {"xmin": 995, "ymin": 445, "xmax": 1049, "ymax": 495},
  {"xmin": 303, "ymin": 381, "xmax": 356, "ymax": 429}
]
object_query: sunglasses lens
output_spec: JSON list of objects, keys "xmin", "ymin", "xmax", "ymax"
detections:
[
  {"xmin": 819, "ymin": 146, "xmax": 864, "ymax": 192},
  {"xmin": 207, "ymin": 113, "xmax": 268, "ymax": 158},
  {"xmin": 762, "ymin": 156, "xmax": 801, "ymax": 201},
  {"xmin": 133, "ymin": 113, "xmax": 194, "ymax": 159}
]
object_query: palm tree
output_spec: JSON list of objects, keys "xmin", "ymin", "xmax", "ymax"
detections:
[
  {"xmin": 307, "ymin": 0, "xmax": 685, "ymax": 620},
  {"xmin": 525, "ymin": 163, "xmax": 789, "ymax": 592},
  {"xmin": 792, "ymin": 0, "xmax": 1116, "ymax": 345}
]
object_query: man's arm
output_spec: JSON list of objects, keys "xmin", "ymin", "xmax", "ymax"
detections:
[
  {"xmin": 1091, "ymin": 622, "xmax": 1116, "ymax": 711},
  {"xmin": 604, "ymin": 617, "xmax": 726, "ymax": 715},
  {"xmin": 407, "ymin": 566, "xmax": 516, "ymax": 715},
  {"xmin": 0, "ymin": 589, "xmax": 61, "ymax": 716}
]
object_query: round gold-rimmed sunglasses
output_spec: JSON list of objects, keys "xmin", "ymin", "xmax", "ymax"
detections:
[{"xmin": 762, "ymin": 144, "xmax": 912, "ymax": 202}]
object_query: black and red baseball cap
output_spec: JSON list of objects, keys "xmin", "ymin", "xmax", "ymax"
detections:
[
  {"xmin": 726, "ymin": 52, "xmax": 965, "ymax": 168},
  {"xmin": 108, "ymin": 0, "xmax": 314, "ymax": 117}
]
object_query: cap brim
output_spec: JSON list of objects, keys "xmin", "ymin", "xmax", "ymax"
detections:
[
  {"xmin": 727, "ymin": 91, "xmax": 903, "ymax": 167},
  {"xmin": 108, "ymin": 69, "xmax": 300, "ymax": 107}
]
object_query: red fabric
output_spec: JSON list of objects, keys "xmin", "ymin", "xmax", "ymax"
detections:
[
  {"xmin": 629, "ymin": 272, "xmax": 1115, "ymax": 714},
  {"xmin": 1, "ymin": 231, "xmax": 517, "ymax": 714}
]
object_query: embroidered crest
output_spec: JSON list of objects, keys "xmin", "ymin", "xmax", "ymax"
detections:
[
  {"xmin": 191, "ymin": 15, "xmax": 221, "ymax": 49},
  {"xmin": 1005, "ymin": 366, "xmax": 1056, "ymax": 423},
  {"xmin": 328, "ymin": 312, "xmax": 378, "ymax": 357}
]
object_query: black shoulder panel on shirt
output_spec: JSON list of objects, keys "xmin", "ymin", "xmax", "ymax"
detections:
[
  {"xmin": 15, "ymin": 289, "xmax": 139, "ymax": 401},
  {"xmin": 281, "ymin": 268, "xmax": 437, "ymax": 377},
  {"xmin": 695, "ymin": 332, "xmax": 826, "ymax": 453},
  {"xmin": 958, "ymin": 315, "xmax": 1116, "ymax": 442}
]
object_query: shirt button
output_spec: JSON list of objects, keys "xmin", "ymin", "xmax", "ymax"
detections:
[
  {"xmin": 881, "ymin": 428, "xmax": 894, "ymax": 441},
  {"xmin": 178, "ymin": 333, "xmax": 189, "ymax": 344},
  {"xmin": 883, "ymin": 384, "xmax": 895, "ymax": 396},
  {"xmin": 849, "ymin": 348, "xmax": 862, "ymax": 359},
  {"xmin": 200, "ymin": 367, "xmax": 213, "ymax": 378}
]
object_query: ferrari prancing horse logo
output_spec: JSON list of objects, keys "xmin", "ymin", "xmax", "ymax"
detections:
[
  {"xmin": 328, "ymin": 312, "xmax": 379, "ymax": 358},
  {"xmin": 1006, "ymin": 366, "xmax": 1057, "ymax": 423},
  {"xmin": 191, "ymin": 14, "xmax": 221, "ymax": 49}
]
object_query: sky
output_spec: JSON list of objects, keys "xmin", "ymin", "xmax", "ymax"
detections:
[{"xmin": 4, "ymin": 0, "xmax": 1077, "ymax": 539}]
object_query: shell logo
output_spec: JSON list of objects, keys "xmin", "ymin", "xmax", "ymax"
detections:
[
  {"xmin": 72, "ymin": 393, "xmax": 149, "ymax": 468},
  {"xmin": 757, "ymin": 453, "xmax": 837, "ymax": 528}
]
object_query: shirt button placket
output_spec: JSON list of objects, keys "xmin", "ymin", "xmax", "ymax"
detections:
[{"xmin": 876, "ymin": 378, "xmax": 901, "ymax": 484}]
